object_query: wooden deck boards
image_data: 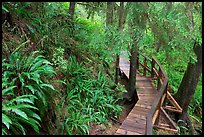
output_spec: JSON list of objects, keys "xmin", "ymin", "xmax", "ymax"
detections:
[{"xmin": 115, "ymin": 53, "xmax": 158, "ymax": 135}]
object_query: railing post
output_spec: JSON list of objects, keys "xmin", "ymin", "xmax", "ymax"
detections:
[
  {"xmin": 143, "ymin": 57, "xmax": 147, "ymax": 76},
  {"xmin": 157, "ymin": 67, "xmax": 162, "ymax": 90},
  {"xmin": 151, "ymin": 58, "xmax": 155, "ymax": 78},
  {"xmin": 146, "ymin": 116, "xmax": 153, "ymax": 135}
]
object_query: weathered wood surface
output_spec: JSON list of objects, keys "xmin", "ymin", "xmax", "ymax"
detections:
[{"xmin": 115, "ymin": 52, "xmax": 158, "ymax": 135}]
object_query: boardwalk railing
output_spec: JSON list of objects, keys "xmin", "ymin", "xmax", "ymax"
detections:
[{"xmin": 136, "ymin": 52, "xmax": 182, "ymax": 135}]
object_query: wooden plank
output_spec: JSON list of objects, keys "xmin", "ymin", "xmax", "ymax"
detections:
[
  {"xmin": 115, "ymin": 128, "xmax": 126, "ymax": 134},
  {"xmin": 127, "ymin": 130, "xmax": 142, "ymax": 135},
  {"xmin": 136, "ymin": 101, "xmax": 155, "ymax": 106},
  {"xmin": 132, "ymin": 106, "xmax": 150, "ymax": 113},
  {"xmin": 153, "ymin": 68, "xmax": 159, "ymax": 77},
  {"xmin": 127, "ymin": 113, "xmax": 147, "ymax": 120},
  {"xmin": 131, "ymin": 110, "xmax": 149, "ymax": 117},
  {"xmin": 160, "ymin": 92, "xmax": 166, "ymax": 107},
  {"xmin": 135, "ymin": 103, "xmax": 151, "ymax": 109},
  {"xmin": 125, "ymin": 117, "xmax": 146, "ymax": 125},
  {"xmin": 163, "ymin": 106, "xmax": 182, "ymax": 113},
  {"xmin": 137, "ymin": 98, "xmax": 155, "ymax": 103},
  {"xmin": 114, "ymin": 133, "xmax": 123, "ymax": 135},
  {"xmin": 138, "ymin": 96, "xmax": 156, "ymax": 99},
  {"xmin": 152, "ymin": 109, "xmax": 159, "ymax": 126},
  {"xmin": 153, "ymin": 125, "xmax": 178, "ymax": 133},
  {"xmin": 160, "ymin": 107, "xmax": 178, "ymax": 130},
  {"xmin": 166, "ymin": 91, "xmax": 182, "ymax": 111},
  {"xmin": 122, "ymin": 119, "xmax": 146, "ymax": 129},
  {"xmin": 120, "ymin": 123, "xmax": 146, "ymax": 134}
]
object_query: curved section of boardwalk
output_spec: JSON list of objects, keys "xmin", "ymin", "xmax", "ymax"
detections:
[{"xmin": 115, "ymin": 52, "xmax": 158, "ymax": 135}]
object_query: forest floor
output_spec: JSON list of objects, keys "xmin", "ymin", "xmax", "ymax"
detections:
[
  {"xmin": 89, "ymin": 76, "xmax": 135, "ymax": 135},
  {"xmin": 89, "ymin": 100, "xmax": 135, "ymax": 135}
]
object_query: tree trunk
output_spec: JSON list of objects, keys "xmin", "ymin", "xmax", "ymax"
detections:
[
  {"xmin": 174, "ymin": 41, "xmax": 202, "ymax": 134},
  {"xmin": 68, "ymin": 2, "xmax": 76, "ymax": 37},
  {"xmin": 115, "ymin": 2, "xmax": 125, "ymax": 85},
  {"xmin": 106, "ymin": 2, "xmax": 114, "ymax": 26},
  {"xmin": 68, "ymin": 2, "xmax": 76, "ymax": 19},
  {"xmin": 128, "ymin": 41, "xmax": 138, "ymax": 101},
  {"xmin": 118, "ymin": 2, "xmax": 124, "ymax": 31}
]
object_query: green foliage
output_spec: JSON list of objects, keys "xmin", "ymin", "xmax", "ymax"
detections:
[
  {"xmin": 56, "ymin": 56, "xmax": 122, "ymax": 134},
  {"xmin": 176, "ymin": 120, "xmax": 188, "ymax": 135},
  {"xmin": 2, "ymin": 49, "xmax": 56, "ymax": 135},
  {"xmin": 51, "ymin": 47, "xmax": 68, "ymax": 70},
  {"xmin": 4, "ymin": 2, "xmax": 202, "ymax": 135},
  {"xmin": 2, "ymin": 77, "xmax": 41, "ymax": 135}
]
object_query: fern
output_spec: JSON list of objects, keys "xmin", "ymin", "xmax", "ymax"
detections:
[
  {"xmin": 2, "ymin": 50, "xmax": 56, "ymax": 135},
  {"xmin": 2, "ymin": 94, "xmax": 41, "ymax": 135}
]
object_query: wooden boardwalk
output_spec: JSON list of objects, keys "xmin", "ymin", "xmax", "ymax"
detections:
[{"xmin": 115, "ymin": 52, "xmax": 158, "ymax": 135}]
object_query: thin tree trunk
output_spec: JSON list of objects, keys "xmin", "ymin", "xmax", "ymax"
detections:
[
  {"xmin": 106, "ymin": 2, "xmax": 114, "ymax": 26},
  {"xmin": 68, "ymin": 2, "xmax": 76, "ymax": 37},
  {"xmin": 128, "ymin": 41, "xmax": 138, "ymax": 101},
  {"xmin": 68, "ymin": 2, "xmax": 76, "ymax": 19},
  {"xmin": 115, "ymin": 2, "xmax": 124, "ymax": 85}
]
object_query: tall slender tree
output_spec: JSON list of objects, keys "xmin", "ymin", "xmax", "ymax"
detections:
[
  {"xmin": 106, "ymin": 2, "xmax": 114, "ymax": 26},
  {"xmin": 68, "ymin": 2, "xmax": 76, "ymax": 19},
  {"xmin": 68, "ymin": 2, "xmax": 76, "ymax": 37},
  {"xmin": 127, "ymin": 2, "xmax": 149, "ymax": 101},
  {"xmin": 115, "ymin": 2, "xmax": 125, "ymax": 85}
]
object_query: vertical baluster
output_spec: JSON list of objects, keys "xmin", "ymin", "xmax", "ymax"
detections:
[
  {"xmin": 157, "ymin": 67, "xmax": 162, "ymax": 90},
  {"xmin": 151, "ymin": 58, "xmax": 155, "ymax": 78},
  {"xmin": 143, "ymin": 57, "xmax": 147, "ymax": 76}
]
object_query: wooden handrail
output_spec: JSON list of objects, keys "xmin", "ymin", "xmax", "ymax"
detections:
[{"xmin": 137, "ymin": 52, "xmax": 169, "ymax": 135}]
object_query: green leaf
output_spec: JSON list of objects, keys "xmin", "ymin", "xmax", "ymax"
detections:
[
  {"xmin": 25, "ymin": 85, "xmax": 36, "ymax": 94},
  {"xmin": 52, "ymin": 80, "xmax": 67, "ymax": 85},
  {"xmin": 2, "ymin": 86, "xmax": 17, "ymax": 95},
  {"xmin": 16, "ymin": 104, "xmax": 38, "ymax": 110},
  {"xmin": 26, "ymin": 24, "xmax": 35, "ymax": 33},
  {"xmin": 2, "ymin": 5, "xmax": 9, "ymax": 12},
  {"xmin": 11, "ymin": 108, "xmax": 28, "ymax": 120},
  {"xmin": 2, "ymin": 127, "xmax": 7, "ymax": 135},
  {"xmin": 23, "ymin": 108, "xmax": 41, "ymax": 121},
  {"xmin": 18, "ymin": 74, "xmax": 25, "ymax": 87},
  {"xmin": 7, "ymin": 95, "xmax": 36, "ymax": 105},
  {"xmin": 12, "ymin": 122, "xmax": 26, "ymax": 135},
  {"xmin": 15, "ymin": 116, "xmax": 40, "ymax": 133},
  {"xmin": 22, "ymin": 72, "xmax": 31, "ymax": 79},
  {"xmin": 27, "ymin": 117, "xmax": 41, "ymax": 133},
  {"xmin": 2, "ymin": 114, "xmax": 12, "ymax": 129},
  {"xmin": 30, "ymin": 60, "xmax": 44, "ymax": 72},
  {"xmin": 40, "ymin": 84, "xmax": 55, "ymax": 90},
  {"xmin": 15, "ymin": 98, "xmax": 34, "ymax": 104},
  {"xmin": 2, "ymin": 63, "xmax": 13, "ymax": 69}
]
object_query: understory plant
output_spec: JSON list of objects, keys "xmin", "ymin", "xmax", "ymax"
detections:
[
  {"xmin": 2, "ymin": 49, "xmax": 56, "ymax": 135},
  {"xmin": 55, "ymin": 56, "xmax": 123, "ymax": 135}
]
